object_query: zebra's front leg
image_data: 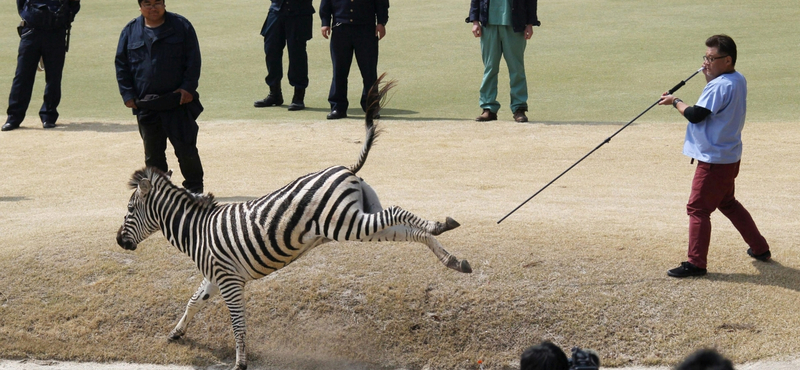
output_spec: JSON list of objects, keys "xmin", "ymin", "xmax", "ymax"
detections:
[
  {"xmin": 169, "ymin": 278, "xmax": 219, "ymax": 340},
  {"xmin": 220, "ymin": 280, "xmax": 248, "ymax": 370}
]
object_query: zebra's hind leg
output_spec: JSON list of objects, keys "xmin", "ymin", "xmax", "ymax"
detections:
[
  {"xmin": 367, "ymin": 224, "xmax": 472, "ymax": 273},
  {"xmin": 169, "ymin": 278, "xmax": 219, "ymax": 341}
]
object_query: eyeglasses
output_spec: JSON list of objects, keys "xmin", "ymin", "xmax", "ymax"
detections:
[
  {"xmin": 703, "ymin": 55, "xmax": 729, "ymax": 63},
  {"xmin": 140, "ymin": 2, "xmax": 164, "ymax": 9}
]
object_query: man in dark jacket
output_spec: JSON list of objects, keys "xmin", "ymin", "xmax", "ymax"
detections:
[
  {"xmin": 320, "ymin": 0, "xmax": 389, "ymax": 120},
  {"xmin": 254, "ymin": 0, "xmax": 315, "ymax": 111},
  {"xmin": 3, "ymin": 0, "xmax": 80, "ymax": 131},
  {"xmin": 115, "ymin": 0, "xmax": 205, "ymax": 194},
  {"xmin": 467, "ymin": 0, "xmax": 539, "ymax": 123}
]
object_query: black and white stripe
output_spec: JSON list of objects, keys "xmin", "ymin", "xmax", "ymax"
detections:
[{"xmin": 116, "ymin": 76, "xmax": 470, "ymax": 370}]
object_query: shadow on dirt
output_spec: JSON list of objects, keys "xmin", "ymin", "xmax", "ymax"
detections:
[
  {"xmin": 706, "ymin": 260, "xmax": 800, "ymax": 293},
  {"xmin": 0, "ymin": 197, "xmax": 30, "ymax": 202},
  {"xmin": 59, "ymin": 122, "xmax": 138, "ymax": 133}
]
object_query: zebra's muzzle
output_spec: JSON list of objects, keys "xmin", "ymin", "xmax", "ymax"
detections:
[{"xmin": 116, "ymin": 227, "xmax": 138, "ymax": 251}]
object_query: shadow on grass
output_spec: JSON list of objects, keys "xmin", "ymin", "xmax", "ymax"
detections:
[
  {"xmin": 60, "ymin": 122, "xmax": 138, "ymax": 133},
  {"xmin": 539, "ymin": 120, "xmax": 627, "ymax": 126},
  {"xmin": 0, "ymin": 196, "xmax": 30, "ymax": 202},
  {"xmin": 705, "ymin": 260, "xmax": 800, "ymax": 293}
]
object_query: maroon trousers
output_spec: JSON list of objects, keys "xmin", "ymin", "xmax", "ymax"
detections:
[{"xmin": 686, "ymin": 161, "xmax": 770, "ymax": 268}]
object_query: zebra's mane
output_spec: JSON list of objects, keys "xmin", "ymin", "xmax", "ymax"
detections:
[{"xmin": 128, "ymin": 167, "xmax": 217, "ymax": 209}]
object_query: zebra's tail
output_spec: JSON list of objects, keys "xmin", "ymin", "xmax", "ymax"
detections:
[{"xmin": 350, "ymin": 73, "xmax": 396, "ymax": 174}]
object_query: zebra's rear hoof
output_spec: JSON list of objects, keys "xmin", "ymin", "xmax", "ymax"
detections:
[
  {"xmin": 460, "ymin": 260, "xmax": 472, "ymax": 273},
  {"xmin": 433, "ymin": 217, "xmax": 461, "ymax": 235},
  {"xmin": 445, "ymin": 217, "xmax": 460, "ymax": 230}
]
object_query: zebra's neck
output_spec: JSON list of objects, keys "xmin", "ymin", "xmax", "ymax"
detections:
[{"xmin": 153, "ymin": 185, "xmax": 213, "ymax": 261}]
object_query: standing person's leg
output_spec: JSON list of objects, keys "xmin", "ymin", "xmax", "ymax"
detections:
[
  {"xmin": 5, "ymin": 29, "xmax": 41, "ymax": 129},
  {"xmin": 478, "ymin": 25, "xmax": 502, "ymax": 119},
  {"xmin": 285, "ymin": 15, "xmax": 311, "ymax": 90},
  {"xmin": 686, "ymin": 162, "xmax": 733, "ymax": 269},
  {"xmin": 716, "ymin": 161, "xmax": 771, "ymax": 257},
  {"xmin": 500, "ymin": 26, "xmax": 529, "ymax": 120},
  {"xmin": 256, "ymin": 11, "xmax": 285, "ymax": 107},
  {"xmin": 40, "ymin": 29, "xmax": 67, "ymax": 127},
  {"xmin": 328, "ymin": 25, "xmax": 355, "ymax": 116},
  {"xmin": 285, "ymin": 15, "xmax": 312, "ymax": 110},
  {"xmin": 352, "ymin": 25, "xmax": 378, "ymax": 113},
  {"xmin": 137, "ymin": 111, "xmax": 170, "ymax": 173},
  {"xmin": 162, "ymin": 109, "xmax": 204, "ymax": 193}
]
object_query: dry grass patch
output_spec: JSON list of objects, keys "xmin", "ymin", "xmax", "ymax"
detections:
[{"xmin": 0, "ymin": 119, "xmax": 798, "ymax": 369}]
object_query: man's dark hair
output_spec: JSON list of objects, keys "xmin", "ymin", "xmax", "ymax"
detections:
[
  {"xmin": 520, "ymin": 341, "xmax": 570, "ymax": 370},
  {"xmin": 675, "ymin": 349, "xmax": 734, "ymax": 370},
  {"xmin": 705, "ymin": 34, "xmax": 737, "ymax": 66},
  {"xmin": 138, "ymin": 0, "xmax": 164, "ymax": 6}
]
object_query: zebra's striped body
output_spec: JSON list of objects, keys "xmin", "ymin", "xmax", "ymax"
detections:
[{"xmin": 116, "ymin": 77, "xmax": 470, "ymax": 370}]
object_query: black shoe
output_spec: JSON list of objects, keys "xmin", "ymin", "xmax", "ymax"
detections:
[
  {"xmin": 667, "ymin": 261, "xmax": 707, "ymax": 278},
  {"xmin": 254, "ymin": 94, "xmax": 283, "ymax": 107},
  {"xmin": 327, "ymin": 110, "xmax": 347, "ymax": 120},
  {"xmin": 43, "ymin": 121, "xmax": 56, "ymax": 129},
  {"xmin": 2, "ymin": 122, "xmax": 19, "ymax": 131},
  {"xmin": 747, "ymin": 248, "xmax": 771, "ymax": 262},
  {"xmin": 287, "ymin": 88, "xmax": 305, "ymax": 111}
]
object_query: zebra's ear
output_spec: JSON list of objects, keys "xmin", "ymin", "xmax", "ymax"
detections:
[
  {"xmin": 165, "ymin": 169, "xmax": 173, "ymax": 180},
  {"xmin": 138, "ymin": 178, "xmax": 152, "ymax": 199}
]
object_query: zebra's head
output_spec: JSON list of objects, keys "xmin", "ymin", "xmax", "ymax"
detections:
[{"xmin": 116, "ymin": 168, "xmax": 171, "ymax": 251}]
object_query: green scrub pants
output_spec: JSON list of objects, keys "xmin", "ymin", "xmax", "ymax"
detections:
[{"xmin": 479, "ymin": 24, "xmax": 528, "ymax": 113}]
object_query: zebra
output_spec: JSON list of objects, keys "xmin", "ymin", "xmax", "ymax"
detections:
[{"xmin": 115, "ymin": 75, "xmax": 471, "ymax": 370}]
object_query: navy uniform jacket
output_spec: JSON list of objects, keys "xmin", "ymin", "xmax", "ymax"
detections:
[
  {"xmin": 18, "ymin": 0, "xmax": 80, "ymax": 30},
  {"xmin": 260, "ymin": 0, "xmax": 315, "ymax": 37},
  {"xmin": 115, "ymin": 12, "xmax": 201, "ymax": 107},
  {"xmin": 467, "ymin": 0, "xmax": 540, "ymax": 33},
  {"xmin": 268, "ymin": 0, "xmax": 314, "ymax": 16},
  {"xmin": 319, "ymin": 0, "xmax": 389, "ymax": 27}
]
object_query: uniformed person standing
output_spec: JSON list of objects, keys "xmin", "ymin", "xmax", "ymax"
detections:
[
  {"xmin": 3, "ymin": 0, "xmax": 80, "ymax": 131},
  {"xmin": 254, "ymin": 0, "xmax": 315, "ymax": 111},
  {"xmin": 115, "ymin": 0, "xmax": 205, "ymax": 194},
  {"xmin": 320, "ymin": 0, "xmax": 389, "ymax": 120}
]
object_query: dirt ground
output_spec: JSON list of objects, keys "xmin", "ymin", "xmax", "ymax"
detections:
[{"xmin": 0, "ymin": 117, "xmax": 798, "ymax": 369}]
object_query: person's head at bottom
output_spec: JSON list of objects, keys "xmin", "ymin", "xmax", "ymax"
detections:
[
  {"xmin": 521, "ymin": 341, "xmax": 570, "ymax": 370},
  {"xmin": 676, "ymin": 349, "xmax": 734, "ymax": 370}
]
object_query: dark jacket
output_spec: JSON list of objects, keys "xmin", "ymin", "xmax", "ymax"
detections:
[
  {"xmin": 268, "ymin": 0, "xmax": 315, "ymax": 17},
  {"xmin": 18, "ymin": 0, "xmax": 80, "ymax": 30},
  {"xmin": 320, "ymin": 0, "xmax": 389, "ymax": 27},
  {"xmin": 115, "ymin": 12, "xmax": 201, "ymax": 107},
  {"xmin": 467, "ymin": 0, "xmax": 540, "ymax": 33}
]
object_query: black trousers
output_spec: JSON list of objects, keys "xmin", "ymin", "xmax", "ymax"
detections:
[
  {"xmin": 263, "ymin": 11, "xmax": 312, "ymax": 89},
  {"xmin": 6, "ymin": 27, "xmax": 67, "ymax": 125},
  {"xmin": 137, "ymin": 109, "xmax": 204, "ymax": 193},
  {"xmin": 328, "ymin": 24, "xmax": 379, "ymax": 113}
]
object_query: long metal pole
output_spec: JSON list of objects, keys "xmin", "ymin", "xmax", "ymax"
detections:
[{"xmin": 497, "ymin": 68, "xmax": 703, "ymax": 224}]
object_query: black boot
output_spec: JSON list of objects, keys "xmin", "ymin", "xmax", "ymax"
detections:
[
  {"xmin": 254, "ymin": 85, "xmax": 283, "ymax": 107},
  {"xmin": 287, "ymin": 88, "xmax": 305, "ymax": 111}
]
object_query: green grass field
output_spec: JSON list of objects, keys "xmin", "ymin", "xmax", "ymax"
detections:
[
  {"xmin": 1, "ymin": 0, "xmax": 798, "ymax": 123},
  {"xmin": 1, "ymin": 1, "xmax": 799, "ymax": 370}
]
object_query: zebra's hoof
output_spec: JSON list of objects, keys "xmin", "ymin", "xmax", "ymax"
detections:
[
  {"xmin": 167, "ymin": 331, "xmax": 184, "ymax": 341},
  {"xmin": 445, "ymin": 217, "xmax": 460, "ymax": 230},
  {"xmin": 433, "ymin": 217, "xmax": 461, "ymax": 236},
  {"xmin": 460, "ymin": 260, "xmax": 472, "ymax": 273}
]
